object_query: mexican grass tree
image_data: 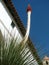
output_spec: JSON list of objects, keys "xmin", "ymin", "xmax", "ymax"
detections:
[{"xmin": 0, "ymin": 4, "xmax": 36, "ymax": 65}]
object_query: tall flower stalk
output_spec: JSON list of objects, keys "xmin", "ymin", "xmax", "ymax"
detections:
[{"xmin": 20, "ymin": 4, "xmax": 31, "ymax": 46}]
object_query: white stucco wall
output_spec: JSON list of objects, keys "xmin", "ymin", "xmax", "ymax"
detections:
[
  {"xmin": 43, "ymin": 60, "xmax": 49, "ymax": 65},
  {"xmin": 0, "ymin": 2, "xmax": 22, "ymax": 43}
]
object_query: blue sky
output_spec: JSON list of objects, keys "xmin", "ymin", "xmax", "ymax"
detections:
[{"xmin": 12, "ymin": 0, "xmax": 49, "ymax": 59}]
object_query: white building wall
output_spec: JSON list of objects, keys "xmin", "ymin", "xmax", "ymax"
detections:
[
  {"xmin": 43, "ymin": 60, "xmax": 49, "ymax": 65},
  {"xmin": 0, "ymin": 2, "xmax": 22, "ymax": 43}
]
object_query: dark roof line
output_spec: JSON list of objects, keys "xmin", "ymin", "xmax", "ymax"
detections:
[{"xmin": 3, "ymin": 0, "xmax": 43, "ymax": 65}]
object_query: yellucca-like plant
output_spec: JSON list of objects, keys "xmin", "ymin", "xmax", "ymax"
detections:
[{"xmin": 0, "ymin": 5, "xmax": 36, "ymax": 65}]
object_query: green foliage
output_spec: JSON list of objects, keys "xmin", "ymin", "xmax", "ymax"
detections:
[{"xmin": 0, "ymin": 38, "xmax": 35, "ymax": 65}]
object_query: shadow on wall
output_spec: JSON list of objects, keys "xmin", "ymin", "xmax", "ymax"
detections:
[{"xmin": 0, "ymin": 30, "xmax": 4, "ymax": 41}]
